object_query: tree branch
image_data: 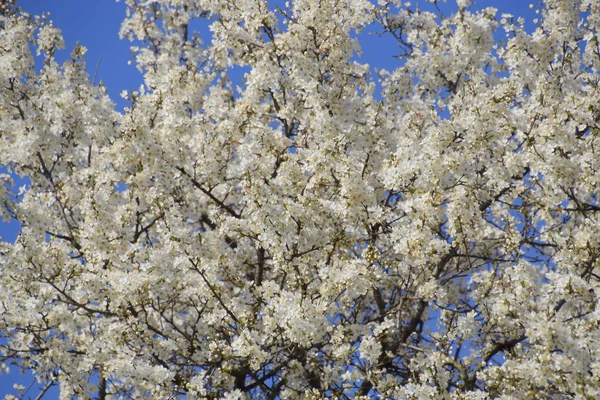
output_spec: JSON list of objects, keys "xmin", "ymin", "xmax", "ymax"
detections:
[{"xmin": 176, "ymin": 166, "xmax": 241, "ymax": 219}]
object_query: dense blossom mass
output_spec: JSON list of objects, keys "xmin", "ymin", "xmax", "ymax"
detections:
[{"xmin": 1, "ymin": 0, "xmax": 600, "ymax": 398}]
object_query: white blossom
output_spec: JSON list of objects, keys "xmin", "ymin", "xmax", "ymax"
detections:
[{"xmin": 0, "ymin": 0, "xmax": 599, "ymax": 398}]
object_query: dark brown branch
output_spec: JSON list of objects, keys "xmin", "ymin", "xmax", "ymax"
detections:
[
  {"xmin": 255, "ymin": 247, "xmax": 265, "ymax": 287},
  {"xmin": 483, "ymin": 335, "xmax": 527, "ymax": 364},
  {"xmin": 132, "ymin": 211, "xmax": 164, "ymax": 243},
  {"xmin": 400, "ymin": 300, "xmax": 427, "ymax": 342},
  {"xmin": 176, "ymin": 167, "xmax": 241, "ymax": 219},
  {"xmin": 372, "ymin": 287, "xmax": 386, "ymax": 322},
  {"xmin": 33, "ymin": 380, "xmax": 56, "ymax": 400},
  {"xmin": 45, "ymin": 231, "xmax": 81, "ymax": 251},
  {"xmin": 188, "ymin": 258, "xmax": 239, "ymax": 324},
  {"xmin": 36, "ymin": 152, "xmax": 82, "ymax": 252},
  {"xmin": 98, "ymin": 373, "xmax": 107, "ymax": 400}
]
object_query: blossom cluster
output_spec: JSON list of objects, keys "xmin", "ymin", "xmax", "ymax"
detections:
[{"xmin": 1, "ymin": 0, "xmax": 600, "ymax": 398}]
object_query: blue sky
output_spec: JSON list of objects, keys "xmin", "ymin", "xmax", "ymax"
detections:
[
  {"xmin": 15, "ymin": 0, "xmax": 538, "ymax": 111},
  {"xmin": 1, "ymin": 0, "xmax": 537, "ymax": 397}
]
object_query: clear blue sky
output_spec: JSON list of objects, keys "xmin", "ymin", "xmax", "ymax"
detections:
[{"xmin": 1, "ymin": 0, "xmax": 537, "ymax": 397}]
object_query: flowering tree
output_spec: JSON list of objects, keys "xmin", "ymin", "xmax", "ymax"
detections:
[{"xmin": 1, "ymin": 0, "xmax": 600, "ymax": 398}]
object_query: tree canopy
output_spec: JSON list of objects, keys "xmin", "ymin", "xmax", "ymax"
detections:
[{"xmin": 1, "ymin": 0, "xmax": 600, "ymax": 398}]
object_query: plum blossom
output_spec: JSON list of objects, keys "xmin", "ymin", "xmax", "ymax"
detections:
[{"xmin": 0, "ymin": 0, "xmax": 600, "ymax": 398}]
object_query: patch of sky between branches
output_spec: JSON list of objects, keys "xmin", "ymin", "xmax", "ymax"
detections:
[{"xmin": 0, "ymin": 166, "xmax": 30, "ymax": 244}]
